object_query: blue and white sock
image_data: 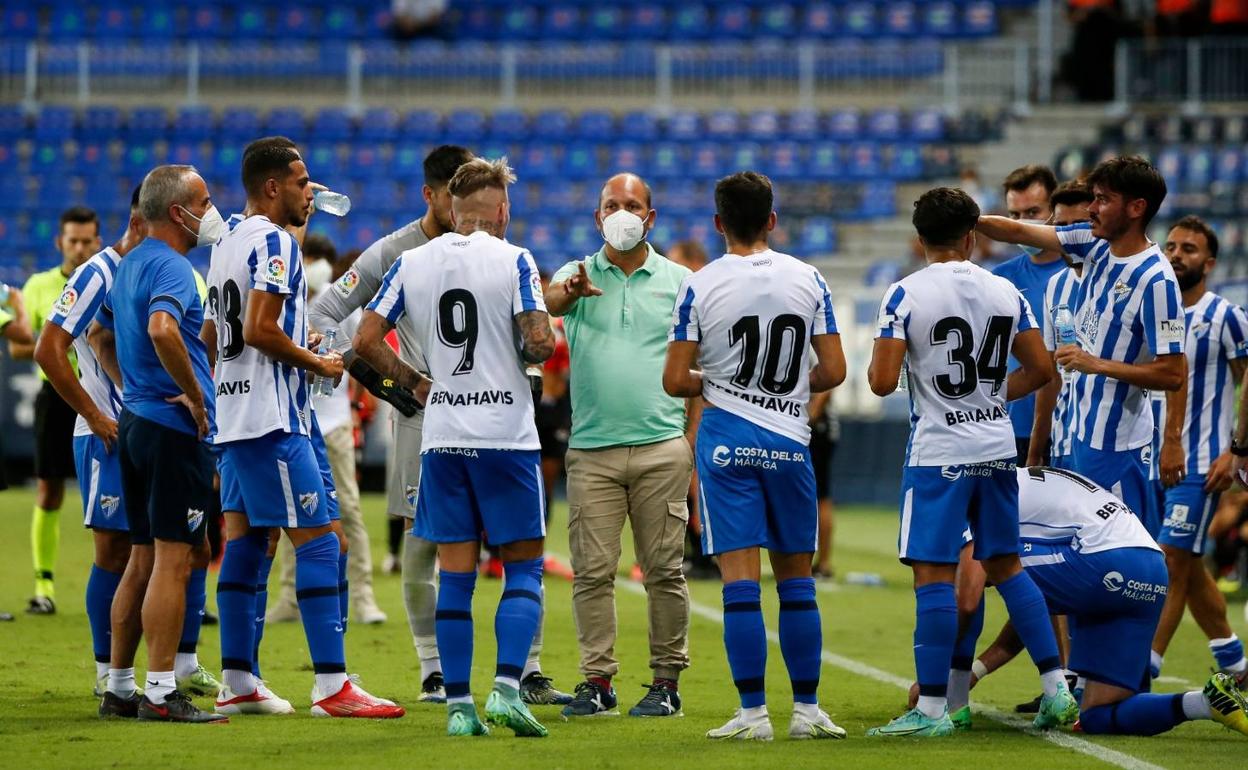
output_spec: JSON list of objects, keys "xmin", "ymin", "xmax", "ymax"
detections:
[
  {"xmin": 295, "ymin": 533, "xmax": 348, "ymax": 696},
  {"xmin": 437, "ymin": 569, "xmax": 478, "ymax": 705},
  {"xmin": 253, "ymin": 555, "xmax": 274, "ymax": 679},
  {"xmin": 948, "ymin": 593, "xmax": 985, "ymax": 711},
  {"xmin": 1210, "ymin": 635, "xmax": 1247, "ymax": 674},
  {"xmin": 495, "ymin": 558, "xmax": 544, "ymax": 690},
  {"xmin": 723, "ymin": 580, "xmax": 767, "ymax": 709},
  {"xmin": 338, "ymin": 550, "xmax": 349, "ymax": 634},
  {"xmin": 777, "ymin": 577, "xmax": 821, "ymax": 705},
  {"xmin": 219, "ymin": 532, "xmax": 265, "ymax": 695},
  {"xmin": 175, "ymin": 567, "xmax": 208, "ymax": 679},
  {"xmin": 1079, "ymin": 693, "xmax": 1188, "ymax": 736},
  {"xmin": 86, "ymin": 565, "xmax": 122, "ymax": 679},
  {"xmin": 914, "ymin": 582, "xmax": 957, "ymax": 718},
  {"xmin": 1149, "ymin": 649, "xmax": 1164, "ymax": 679},
  {"xmin": 995, "ymin": 571, "xmax": 1064, "ymax": 696}
]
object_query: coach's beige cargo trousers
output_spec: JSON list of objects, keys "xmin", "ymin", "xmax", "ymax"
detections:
[{"xmin": 566, "ymin": 436, "xmax": 692, "ymax": 681}]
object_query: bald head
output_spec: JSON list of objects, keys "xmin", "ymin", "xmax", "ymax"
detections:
[{"xmin": 599, "ymin": 173, "xmax": 652, "ymax": 212}]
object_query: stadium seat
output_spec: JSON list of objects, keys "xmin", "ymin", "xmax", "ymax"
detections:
[
  {"xmin": 488, "ymin": 108, "xmax": 529, "ymax": 142},
  {"xmin": 668, "ymin": 4, "xmax": 711, "ymax": 40},
  {"xmin": 586, "ymin": 8, "xmax": 627, "ymax": 40},
  {"xmin": 802, "ymin": 2, "xmax": 839, "ymax": 38},
  {"xmin": 560, "ymin": 143, "xmax": 601, "ymax": 181},
  {"xmin": 543, "ymin": 6, "xmax": 582, "ymax": 40},
  {"xmin": 688, "ymin": 143, "xmax": 723, "ymax": 181},
  {"xmin": 519, "ymin": 144, "xmax": 559, "ymax": 181},
  {"xmin": 649, "ymin": 143, "xmax": 686, "ymax": 181},
  {"xmin": 620, "ymin": 110, "xmax": 660, "ymax": 142},
  {"xmin": 841, "ymin": 2, "xmax": 880, "ymax": 38},
  {"xmin": 962, "ymin": 1, "xmax": 999, "ymax": 37},
  {"xmin": 713, "ymin": 3, "xmax": 753, "ymax": 39},
  {"xmin": 883, "ymin": 2, "xmax": 920, "ymax": 38},
  {"xmin": 808, "ymin": 142, "xmax": 844, "ymax": 179},
  {"xmin": 922, "ymin": 1, "xmax": 960, "ymax": 37},
  {"xmin": 629, "ymin": 5, "xmax": 668, "ymax": 38},
  {"xmin": 401, "ymin": 110, "xmax": 442, "ymax": 143},
  {"xmin": 0, "ymin": 6, "xmax": 39, "ymax": 39},
  {"xmin": 827, "ymin": 109, "xmax": 862, "ymax": 142},
  {"xmin": 173, "ymin": 106, "xmax": 215, "ymax": 142},
  {"xmin": 797, "ymin": 217, "xmax": 838, "ymax": 256},
  {"xmin": 847, "ymin": 142, "xmax": 883, "ymax": 179},
  {"xmin": 531, "ymin": 110, "xmax": 572, "ymax": 142},
  {"xmin": 768, "ymin": 141, "xmax": 804, "ymax": 180},
  {"xmin": 574, "ymin": 111, "xmax": 615, "ymax": 142},
  {"xmin": 607, "ymin": 143, "xmax": 646, "ymax": 175},
  {"xmin": 706, "ymin": 110, "xmax": 741, "ymax": 142},
  {"xmin": 885, "ymin": 143, "xmax": 924, "ymax": 179},
  {"xmin": 48, "ymin": 6, "xmax": 88, "ymax": 41},
  {"xmin": 81, "ymin": 106, "xmax": 123, "ymax": 142},
  {"xmin": 759, "ymin": 4, "xmax": 799, "ymax": 37},
  {"xmin": 265, "ymin": 107, "xmax": 305, "ymax": 137},
  {"xmin": 220, "ymin": 107, "xmax": 263, "ymax": 142},
  {"xmin": 34, "ymin": 106, "xmax": 75, "ymax": 143}
]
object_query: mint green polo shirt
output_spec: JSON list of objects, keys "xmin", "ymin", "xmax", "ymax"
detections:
[{"xmin": 553, "ymin": 245, "xmax": 692, "ymax": 449}]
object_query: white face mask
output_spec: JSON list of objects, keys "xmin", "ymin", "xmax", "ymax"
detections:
[
  {"xmin": 177, "ymin": 204, "xmax": 226, "ymax": 247},
  {"xmin": 1018, "ymin": 218, "xmax": 1048, "ymax": 257},
  {"xmin": 304, "ymin": 258, "xmax": 333, "ymax": 293},
  {"xmin": 601, "ymin": 209, "xmax": 647, "ymax": 252}
]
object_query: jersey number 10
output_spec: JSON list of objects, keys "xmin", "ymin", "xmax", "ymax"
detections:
[{"xmin": 728, "ymin": 314, "xmax": 807, "ymax": 397}]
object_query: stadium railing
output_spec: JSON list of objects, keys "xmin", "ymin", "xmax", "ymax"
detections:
[
  {"xmin": 0, "ymin": 39, "xmax": 1033, "ymax": 113},
  {"xmin": 1113, "ymin": 37, "xmax": 1248, "ymax": 112}
]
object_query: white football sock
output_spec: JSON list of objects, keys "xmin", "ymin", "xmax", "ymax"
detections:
[
  {"xmin": 418, "ymin": 648, "xmax": 442, "ymax": 682},
  {"xmin": 108, "ymin": 667, "xmax": 136, "ymax": 697},
  {"xmin": 96, "ymin": 661, "xmax": 110, "ymax": 681},
  {"xmin": 522, "ymin": 657, "xmax": 542, "ymax": 680},
  {"xmin": 917, "ymin": 695, "xmax": 947, "ymax": 719},
  {"xmin": 314, "ymin": 672, "xmax": 349, "ymax": 698},
  {"xmin": 223, "ymin": 669, "xmax": 256, "ymax": 697},
  {"xmin": 495, "ymin": 675, "xmax": 520, "ymax": 690},
  {"xmin": 741, "ymin": 705, "xmax": 769, "ymax": 722},
  {"xmin": 947, "ymin": 669, "xmax": 972, "ymax": 712},
  {"xmin": 1182, "ymin": 690, "xmax": 1212, "ymax": 720},
  {"xmin": 1040, "ymin": 669, "xmax": 1066, "ymax": 698},
  {"xmin": 174, "ymin": 652, "xmax": 199, "ymax": 680},
  {"xmin": 792, "ymin": 701, "xmax": 821, "ymax": 721},
  {"xmin": 144, "ymin": 671, "xmax": 176, "ymax": 704},
  {"xmin": 1150, "ymin": 650, "xmax": 1164, "ymax": 676}
]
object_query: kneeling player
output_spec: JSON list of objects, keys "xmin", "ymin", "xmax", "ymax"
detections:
[
  {"xmin": 664, "ymin": 171, "xmax": 848, "ymax": 741},
  {"xmin": 962, "ymin": 466, "xmax": 1248, "ymax": 737}
]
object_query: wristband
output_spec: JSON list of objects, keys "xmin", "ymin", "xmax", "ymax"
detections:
[
  {"xmin": 971, "ymin": 659, "xmax": 989, "ymax": 680},
  {"xmin": 1231, "ymin": 438, "xmax": 1248, "ymax": 457}
]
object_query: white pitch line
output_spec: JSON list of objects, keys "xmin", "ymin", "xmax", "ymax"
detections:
[{"xmin": 603, "ymin": 572, "xmax": 1163, "ymax": 770}]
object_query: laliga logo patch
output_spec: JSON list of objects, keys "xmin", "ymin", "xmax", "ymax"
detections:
[
  {"xmin": 299, "ymin": 491, "xmax": 319, "ymax": 513},
  {"xmin": 712, "ymin": 446, "xmax": 731, "ymax": 468},
  {"xmin": 941, "ymin": 465, "xmax": 963, "ymax": 482},
  {"xmin": 53, "ymin": 287, "xmax": 78, "ymax": 316},
  {"xmin": 266, "ymin": 256, "xmax": 287, "ymax": 283},
  {"xmin": 100, "ymin": 495, "xmax": 120, "ymax": 517},
  {"xmin": 186, "ymin": 508, "xmax": 205, "ymax": 531},
  {"xmin": 1102, "ymin": 571, "xmax": 1124, "ymax": 592},
  {"xmin": 334, "ymin": 268, "xmax": 360, "ymax": 297}
]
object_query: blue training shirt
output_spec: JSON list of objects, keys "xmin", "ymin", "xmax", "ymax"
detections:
[
  {"xmin": 98, "ymin": 237, "xmax": 216, "ymax": 437},
  {"xmin": 992, "ymin": 252, "xmax": 1068, "ymax": 440}
]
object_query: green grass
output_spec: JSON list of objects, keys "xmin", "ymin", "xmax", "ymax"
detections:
[{"xmin": 1, "ymin": 486, "xmax": 1246, "ymax": 768}]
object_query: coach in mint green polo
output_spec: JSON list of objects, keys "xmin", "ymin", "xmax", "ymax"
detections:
[{"xmin": 545, "ymin": 173, "xmax": 693, "ymax": 715}]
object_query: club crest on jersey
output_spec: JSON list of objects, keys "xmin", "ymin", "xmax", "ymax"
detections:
[
  {"xmin": 1112, "ymin": 280, "xmax": 1132, "ymax": 303},
  {"xmin": 265, "ymin": 255, "xmax": 287, "ymax": 284},
  {"xmin": 187, "ymin": 508, "xmax": 205, "ymax": 531},
  {"xmin": 334, "ymin": 268, "xmax": 360, "ymax": 298},
  {"xmin": 53, "ymin": 287, "xmax": 78, "ymax": 316},
  {"xmin": 1189, "ymin": 321, "xmax": 1210, "ymax": 337},
  {"xmin": 100, "ymin": 495, "xmax": 120, "ymax": 517},
  {"xmin": 299, "ymin": 492, "xmax": 319, "ymax": 513}
]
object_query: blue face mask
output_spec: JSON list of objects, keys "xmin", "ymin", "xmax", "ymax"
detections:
[{"xmin": 1018, "ymin": 219, "xmax": 1047, "ymax": 257}]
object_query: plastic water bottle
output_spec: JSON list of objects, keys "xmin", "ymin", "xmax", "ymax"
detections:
[
  {"xmin": 844, "ymin": 571, "xmax": 886, "ymax": 587},
  {"xmin": 897, "ymin": 355, "xmax": 909, "ymax": 393},
  {"xmin": 0, "ymin": 283, "xmax": 10, "ymax": 306},
  {"xmin": 312, "ymin": 328, "xmax": 338, "ymax": 398},
  {"xmin": 1053, "ymin": 304, "xmax": 1078, "ymax": 383},
  {"xmin": 312, "ymin": 189, "xmax": 352, "ymax": 217}
]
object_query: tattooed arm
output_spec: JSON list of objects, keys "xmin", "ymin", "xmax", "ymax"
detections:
[{"xmin": 515, "ymin": 310, "xmax": 555, "ymax": 365}]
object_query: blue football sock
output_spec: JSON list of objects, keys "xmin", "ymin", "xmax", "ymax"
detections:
[
  {"xmin": 1079, "ymin": 694, "xmax": 1186, "ymax": 736},
  {"xmin": 914, "ymin": 582, "xmax": 957, "ymax": 701},
  {"xmin": 951, "ymin": 594, "xmax": 985, "ymax": 670},
  {"xmin": 995, "ymin": 571, "xmax": 1061, "ymax": 674},
  {"xmin": 252, "ymin": 555, "xmax": 274, "ymax": 679},
  {"xmin": 496, "ymin": 558, "xmax": 544, "ymax": 687},
  {"xmin": 295, "ymin": 533, "xmax": 347, "ymax": 679},
  {"xmin": 777, "ymin": 577, "xmax": 821, "ymax": 704},
  {"xmin": 437, "ymin": 569, "xmax": 478, "ymax": 702},
  {"xmin": 178, "ymin": 567, "xmax": 207, "ymax": 655},
  {"xmin": 1211, "ymin": 635, "xmax": 1246, "ymax": 671},
  {"xmin": 723, "ymin": 580, "xmax": 767, "ymax": 709},
  {"xmin": 338, "ymin": 550, "xmax": 349, "ymax": 634},
  {"xmin": 219, "ymin": 532, "xmax": 265, "ymax": 676},
  {"xmin": 86, "ymin": 565, "xmax": 123, "ymax": 665}
]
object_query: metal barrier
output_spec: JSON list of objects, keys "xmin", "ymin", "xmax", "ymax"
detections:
[
  {"xmin": 0, "ymin": 39, "xmax": 1034, "ymax": 113},
  {"xmin": 1114, "ymin": 37, "xmax": 1248, "ymax": 111}
]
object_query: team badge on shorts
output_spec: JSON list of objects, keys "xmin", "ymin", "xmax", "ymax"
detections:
[
  {"xmin": 100, "ymin": 495, "xmax": 120, "ymax": 517},
  {"xmin": 187, "ymin": 508, "xmax": 205, "ymax": 531},
  {"xmin": 299, "ymin": 492, "xmax": 319, "ymax": 514},
  {"xmin": 53, "ymin": 287, "xmax": 78, "ymax": 315},
  {"xmin": 1102, "ymin": 571, "xmax": 1124, "ymax": 592},
  {"xmin": 405, "ymin": 484, "xmax": 420, "ymax": 511}
]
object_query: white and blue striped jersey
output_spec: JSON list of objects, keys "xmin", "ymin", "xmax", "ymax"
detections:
[
  {"xmin": 207, "ymin": 214, "xmax": 311, "ymax": 443},
  {"xmin": 367, "ymin": 230, "xmax": 545, "ymax": 451},
  {"xmin": 45, "ymin": 247, "xmax": 122, "ymax": 438},
  {"xmin": 669, "ymin": 249, "xmax": 837, "ymax": 445},
  {"xmin": 1041, "ymin": 267, "xmax": 1083, "ymax": 459},
  {"xmin": 1178, "ymin": 292, "xmax": 1248, "ymax": 474},
  {"xmin": 877, "ymin": 261, "xmax": 1036, "ymax": 466},
  {"xmin": 1017, "ymin": 466, "xmax": 1159, "ymax": 555},
  {"xmin": 1057, "ymin": 223, "xmax": 1185, "ymax": 453}
]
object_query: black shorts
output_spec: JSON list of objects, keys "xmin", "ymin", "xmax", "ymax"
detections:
[
  {"xmin": 34, "ymin": 380, "xmax": 77, "ymax": 479},
  {"xmin": 118, "ymin": 410, "xmax": 215, "ymax": 546},
  {"xmin": 535, "ymin": 397, "xmax": 571, "ymax": 460},
  {"xmin": 809, "ymin": 427, "xmax": 836, "ymax": 501}
]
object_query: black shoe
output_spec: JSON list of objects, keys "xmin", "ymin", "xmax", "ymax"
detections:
[
  {"xmin": 418, "ymin": 672, "xmax": 446, "ymax": 703},
  {"xmin": 628, "ymin": 682, "xmax": 681, "ymax": 717},
  {"xmin": 201, "ymin": 609, "xmax": 218, "ymax": 626},
  {"xmin": 99, "ymin": 690, "xmax": 143, "ymax": 719},
  {"xmin": 137, "ymin": 690, "xmax": 229, "ymax": 723},
  {"xmin": 521, "ymin": 672, "xmax": 573, "ymax": 706},
  {"xmin": 1014, "ymin": 693, "xmax": 1043, "ymax": 714},
  {"xmin": 26, "ymin": 596, "xmax": 55, "ymax": 615},
  {"xmin": 561, "ymin": 679, "xmax": 618, "ymax": 718}
]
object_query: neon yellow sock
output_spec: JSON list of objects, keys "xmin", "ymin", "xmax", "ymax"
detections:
[{"xmin": 31, "ymin": 505, "xmax": 59, "ymax": 599}]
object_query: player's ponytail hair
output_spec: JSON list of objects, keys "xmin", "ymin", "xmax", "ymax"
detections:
[{"xmin": 447, "ymin": 157, "xmax": 517, "ymax": 200}]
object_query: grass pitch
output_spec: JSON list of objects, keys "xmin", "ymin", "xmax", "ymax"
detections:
[{"xmin": 0, "ymin": 486, "xmax": 1245, "ymax": 769}]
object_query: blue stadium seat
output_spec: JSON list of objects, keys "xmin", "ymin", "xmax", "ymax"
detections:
[
  {"xmin": 688, "ymin": 143, "xmax": 723, "ymax": 181},
  {"xmin": 444, "ymin": 109, "xmax": 486, "ymax": 142},
  {"xmin": 560, "ymin": 143, "xmax": 601, "ymax": 181},
  {"xmin": 666, "ymin": 111, "xmax": 702, "ymax": 143},
  {"xmin": 1214, "ymin": 147, "xmax": 1245, "ymax": 183},
  {"xmin": 922, "ymin": 1, "xmax": 960, "ymax": 37},
  {"xmin": 745, "ymin": 110, "xmax": 781, "ymax": 141},
  {"xmin": 669, "ymin": 4, "xmax": 711, "ymax": 40},
  {"xmin": 519, "ymin": 144, "xmax": 558, "ymax": 181},
  {"xmin": 585, "ymin": 8, "xmax": 627, "ymax": 40},
  {"xmin": 714, "ymin": 3, "xmax": 753, "ymax": 39},
  {"xmin": 173, "ymin": 106, "xmax": 215, "ymax": 142},
  {"xmin": 348, "ymin": 144, "xmax": 387, "ymax": 181},
  {"xmin": 759, "ymin": 4, "xmax": 798, "ymax": 37},
  {"xmin": 660, "ymin": 181, "xmax": 699, "ymax": 217},
  {"xmin": 574, "ymin": 111, "xmax": 615, "ymax": 141},
  {"xmin": 402, "ymin": 110, "xmax": 442, "ymax": 142},
  {"xmin": 827, "ymin": 109, "xmax": 862, "ymax": 141},
  {"xmin": 48, "ymin": 6, "xmax": 88, "ymax": 40},
  {"xmin": 797, "ymin": 217, "xmax": 837, "ymax": 256},
  {"xmin": 0, "ymin": 6, "xmax": 39, "ymax": 38},
  {"xmin": 542, "ymin": 185, "xmax": 580, "ymax": 216},
  {"xmin": 523, "ymin": 221, "xmax": 561, "ymax": 269},
  {"xmin": 729, "ymin": 142, "xmax": 762, "ymax": 173},
  {"xmin": 186, "ymin": 7, "xmax": 232, "ymax": 39},
  {"xmin": 841, "ymin": 2, "xmax": 880, "ymax": 38},
  {"xmin": 629, "ymin": 5, "xmax": 667, "ymax": 38},
  {"xmin": 500, "ymin": 6, "xmax": 541, "ymax": 41},
  {"xmin": 649, "ymin": 143, "xmax": 686, "ymax": 180},
  {"xmin": 847, "ymin": 142, "xmax": 882, "ymax": 179},
  {"xmin": 802, "ymin": 2, "xmax": 839, "ymax": 38},
  {"xmin": 962, "ymin": 1, "xmax": 999, "ymax": 37},
  {"xmin": 508, "ymin": 182, "xmax": 532, "ymax": 216},
  {"xmin": 313, "ymin": 108, "xmax": 354, "ymax": 142},
  {"xmin": 458, "ymin": 7, "xmax": 497, "ymax": 40},
  {"xmin": 136, "ymin": 5, "xmax": 177, "ymax": 39},
  {"xmin": 235, "ymin": 7, "xmax": 268, "ymax": 39},
  {"xmin": 126, "ymin": 107, "xmax": 167, "ymax": 143},
  {"xmin": 358, "ymin": 107, "xmax": 400, "ymax": 143},
  {"xmin": 565, "ymin": 220, "xmax": 600, "ymax": 258},
  {"xmin": 867, "ymin": 108, "xmax": 904, "ymax": 141},
  {"xmin": 885, "ymin": 143, "xmax": 923, "ymax": 179},
  {"xmin": 488, "ymin": 108, "xmax": 528, "ymax": 142},
  {"xmin": 860, "ymin": 181, "xmax": 897, "ymax": 217},
  {"xmin": 768, "ymin": 141, "xmax": 804, "ymax": 180},
  {"xmin": 787, "ymin": 109, "xmax": 821, "ymax": 141},
  {"xmin": 706, "ymin": 110, "xmax": 740, "ymax": 141},
  {"xmin": 532, "ymin": 109, "xmax": 572, "ymax": 142},
  {"xmin": 908, "ymin": 108, "xmax": 945, "ymax": 142},
  {"xmin": 266, "ymin": 107, "xmax": 305, "ymax": 137},
  {"xmin": 95, "ymin": 4, "xmax": 132, "ymax": 40},
  {"xmin": 808, "ymin": 142, "xmax": 844, "ymax": 179},
  {"xmin": 278, "ymin": 5, "xmax": 316, "ymax": 37},
  {"xmin": 322, "ymin": 7, "xmax": 360, "ymax": 39},
  {"xmin": 303, "ymin": 143, "xmax": 342, "ymax": 180},
  {"xmin": 35, "ymin": 106, "xmax": 75, "ymax": 143},
  {"xmin": 219, "ymin": 107, "xmax": 262, "ymax": 142},
  {"xmin": 1154, "ymin": 146, "xmax": 1184, "ymax": 188},
  {"xmin": 620, "ymin": 110, "xmax": 660, "ymax": 142},
  {"xmin": 607, "ymin": 143, "xmax": 646, "ymax": 175},
  {"xmin": 167, "ymin": 142, "xmax": 208, "ymax": 174},
  {"xmin": 543, "ymin": 6, "xmax": 583, "ymax": 40},
  {"xmin": 81, "ymin": 106, "xmax": 123, "ymax": 142},
  {"xmin": 882, "ymin": 2, "xmax": 920, "ymax": 38},
  {"xmin": 1184, "ymin": 147, "xmax": 1213, "ymax": 190}
]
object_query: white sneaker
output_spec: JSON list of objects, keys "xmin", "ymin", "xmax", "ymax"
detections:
[
  {"xmin": 706, "ymin": 709, "xmax": 774, "ymax": 741},
  {"xmin": 215, "ymin": 681, "xmax": 295, "ymax": 715},
  {"xmin": 381, "ymin": 553, "xmax": 400, "ymax": 575},
  {"xmin": 789, "ymin": 708, "xmax": 848, "ymax": 740},
  {"xmin": 353, "ymin": 597, "xmax": 388, "ymax": 625}
]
